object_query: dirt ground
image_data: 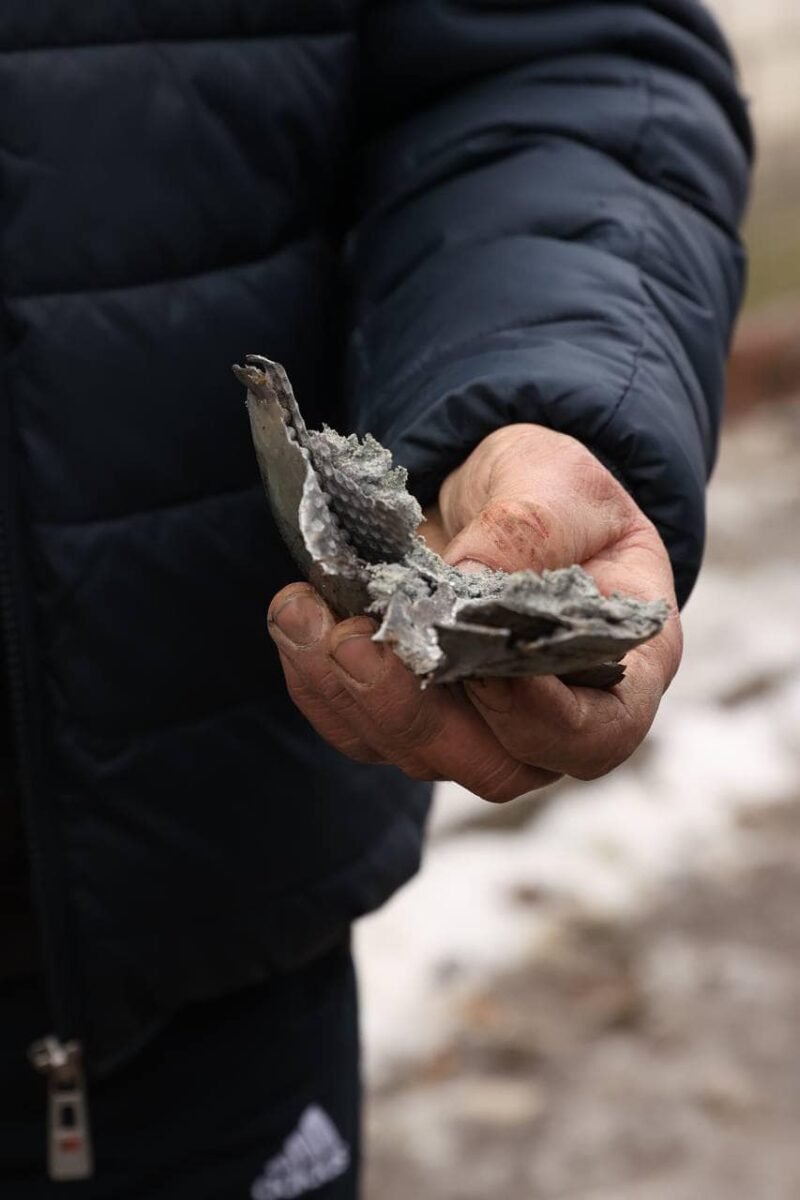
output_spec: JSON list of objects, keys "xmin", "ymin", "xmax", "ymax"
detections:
[{"xmin": 365, "ymin": 796, "xmax": 800, "ymax": 1200}]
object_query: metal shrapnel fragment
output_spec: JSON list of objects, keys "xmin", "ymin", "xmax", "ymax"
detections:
[{"xmin": 233, "ymin": 356, "xmax": 668, "ymax": 687}]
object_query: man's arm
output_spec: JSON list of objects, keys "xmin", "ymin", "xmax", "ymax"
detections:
[
  {"xmin": 267, "ymin": 1, "xmax": 752, "ymax": 801},
  {"xmin": 347, "ymin": 0, "xmax": 752, "ymax": 606}
]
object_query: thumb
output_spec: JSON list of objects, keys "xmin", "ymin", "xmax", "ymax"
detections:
[{"xmin": 442, "ymin": 496, "xmax": 569, "ymax": 575}]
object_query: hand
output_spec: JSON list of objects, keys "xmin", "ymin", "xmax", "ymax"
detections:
[{"xmin": 267, "ymin": 424, "xmax": 682, "ymax": 803}]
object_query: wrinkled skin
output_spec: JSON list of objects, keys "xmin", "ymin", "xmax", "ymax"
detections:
[{"xmin": 268, "ymin": 425, "xmax": 683, "ymax": 803}]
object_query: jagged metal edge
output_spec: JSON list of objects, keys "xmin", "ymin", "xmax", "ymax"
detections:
[
  {"xmin": 234, "ymin": 356, "xmax": 371, "ymax": 618},
  {"xmin": 234, "ymin": 358, "xmax": 668, "ymax": 688}
]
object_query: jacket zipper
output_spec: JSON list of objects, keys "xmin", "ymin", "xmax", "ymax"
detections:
[
  {"xmin": 0, "ymin": 402, "xmax": 90, "ymax": 1179},
  {"xmin": 29, "ymin": 1037, "xmax": 94, "ymax": 1181}
]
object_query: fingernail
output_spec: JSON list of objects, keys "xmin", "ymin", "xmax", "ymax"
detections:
[
  {"xmin": 271, "ymin": 594, "xmax": 324, "ymax": 647},
  {"xmin": 466, "ymin": 677, "xmax": 513, "ymax": 713},
  {"xmin": 331, "ymin": 635, "xmax": 384, "ymax": 685},
  {"xmin": 450, "ymin": 558, "xmax": 492, "ymax": 575}
]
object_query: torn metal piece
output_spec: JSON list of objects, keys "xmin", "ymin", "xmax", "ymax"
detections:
[{"xmin": 234, "ymin": 357, "xmax": 668, "ymax": 687}]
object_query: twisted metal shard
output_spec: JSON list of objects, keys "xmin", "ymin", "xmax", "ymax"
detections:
[{"xmin": 233, "ymin": 356, "xmax": 668, "ymax": 688}]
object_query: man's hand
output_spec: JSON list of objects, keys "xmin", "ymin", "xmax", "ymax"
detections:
[{"xmin": 267, "ymin": 425, "xmax": 682, "ymax": 803}]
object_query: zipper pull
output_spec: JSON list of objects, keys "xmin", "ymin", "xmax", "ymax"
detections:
[{"xmin": 28, "ymin": 1036, "xmax": 94, "ymax": 1181}]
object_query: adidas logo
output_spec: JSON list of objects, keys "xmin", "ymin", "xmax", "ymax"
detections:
[{"xmin": 250, "ymin": 1105, "xmax": 351, "ymax": 1200}]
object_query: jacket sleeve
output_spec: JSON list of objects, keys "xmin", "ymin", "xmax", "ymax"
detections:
[{"xmin": 348, "ymin": 0, "xmax": 753, "ymax": 606}]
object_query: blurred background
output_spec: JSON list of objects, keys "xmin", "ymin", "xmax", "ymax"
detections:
[{"xmin": 360, "ymin": 4, "xmax": 800, "ymax": 1197}]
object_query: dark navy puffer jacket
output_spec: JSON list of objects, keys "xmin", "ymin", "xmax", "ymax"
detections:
[{"xmin": 0, "ymin": 1, "xmax": 751, "ymax": 1073}]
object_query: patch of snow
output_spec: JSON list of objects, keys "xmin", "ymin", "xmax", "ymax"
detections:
[{"xmin": 356, "ymin": 406, "xmax": 800, "ymax": 1085}]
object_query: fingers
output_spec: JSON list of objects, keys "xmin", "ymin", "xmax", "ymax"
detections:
[
  {"xmin": 462, "ymin": 528, "xmax": 682, "ymax": 783},
  {"xmin": 268, "ymin": 584, "xmax": 385, "ymax": 765},
  {"xmin": 325, "ymin": 620, "xmax": 558, "ymax": 801},
  {"xmin": 269, "ymin": 425, "xmax": 680, "ymax": 795},
  {"xmin": 463, "ymin": 562, "xmax": 682, "ymax": 783},
  {"xmin": 269, "ymin": 583, "xmax": 558, "ymax": 803},
  {"xmin": 441, "ymin": 483, "xmax": 681, "ymax": 782},
  {"xmin": 465, "ymin": 656, "xmax": 661, "ymax": 781},
  {"xmin": 268, "ymin": 548, "xmax": 678, "ymax": 796},
  {"xmin": 584, "ymin": 521, "xmax": 683, "ymax": 691}
]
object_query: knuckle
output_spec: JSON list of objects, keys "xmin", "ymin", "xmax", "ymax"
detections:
[
  {"xmin": 281, "ymin": 662, "xmax": 315, "ymax": 712},
  {"xmin": 284, "ymin": 663, "xmax": 369, "ymax": 744},
  {"xmin": 395, "ymin": 753, "xmax": 443, "ymax": 782},
  {"xmin": 316, "ymin": 661, "xmax": 357, "ymax": 706},
  {"xmin": 332, "ymin": 615, "xmax": 378, "ymax": 641},
  {"xmin": 476, "ymin": 757, "xmax": 534, "ymax": 805},
  {"xmin": 372, "ymin": 695, "xmax": 443, "ymax": 749},
  {"xmin": 559, "ymin": 691, "xmax": 642, "ymax": 780},
  {"xmin": 297, "ymin": 653, "xmax": 362, "ymax": 717},
  {"xmin": 479, "ymin": 497, "xmax": 553, "ymax": 572},
  {"xmin": 569, "ymin": 731, "xmax": 637, "ymax": 781},
  {"xmin": 571, "ymin": 447, "xmax": 626, "ymax": 500},
  {"xmin": 492, "ymin": 723, "xmax": 552, "ymax": 768},
  {"xmin": 558, "ymin": 689, "xmax": 593, "ymax": 737},
  {"xmin": 570, "ymin": 758, "xmax": 613, "ymax": 782},
  {"xmin": 285, "ymin": 678, "xmax": 311, "ymax": 717},
  {"xmin": 480, "ymin": 424, "xmax": 543, "ymax": 468},
  {"xmin": 268, "ymin": 581, "xmax": 316, "ymax": 619}
]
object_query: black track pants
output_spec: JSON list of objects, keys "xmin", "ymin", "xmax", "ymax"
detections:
[{"xmin": 0, "ymin": 943, "xmax": 360, "ymax": 1199}]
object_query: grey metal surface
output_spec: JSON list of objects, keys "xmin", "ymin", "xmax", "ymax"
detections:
[{"xmin": 234, "ymin": 357, "xmax": 668, "ymax": 687}]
